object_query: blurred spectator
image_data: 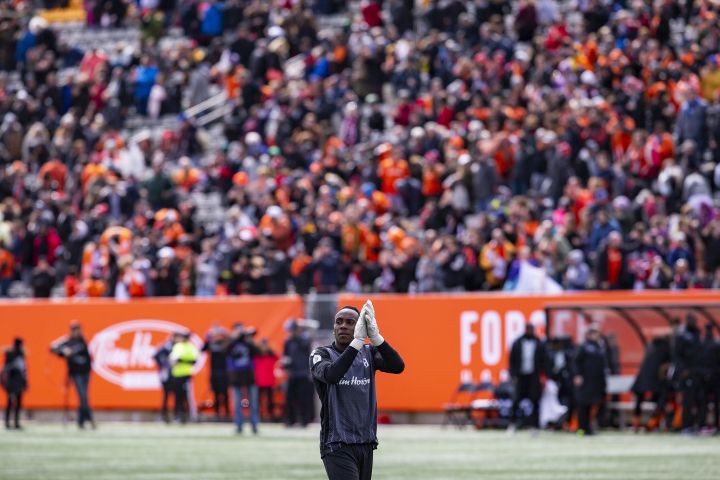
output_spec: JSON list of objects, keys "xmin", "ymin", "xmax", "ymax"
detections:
[
  {"xmin": 699, "ymin": 324, "xmax": 719, "ymax": 433},
  {"xmin": 31, "ymin": 256, "xmax": 54, "ymax": 298},
  {"xmin": 508, "ymin": 324, "xmax": 545, "ymax": 432},
  {"xmin": 2, "ymin": 337, "xmax": 26, "ymax": 430},
  {"xmin": 574, "ymin": 326, "xmax": 607, "ymax": 436},
  {"xmin": 153, "ymin": 335, "xmax": 174, "ymax": 423},
  {"xmin": 50, "ymin": 322, "xmax": 95, "ymax": 429},
  {"xmin": 202, "ymin": 326, "xmax": 230, "ymax": 420},
  {"xmin": 631, "ymin": 334, "xmax": 671, "ymax": 432},
  {"xmin": 253, "ymin": 338, "xmax": 279, "ymax": 422},
  {"xmin": 564, "ymin": 250, "xmax": 591, "ymax": 290},
  {"xmin": 226, "ymin": 323, "xmax": 260, "ymax": 435},
  {"xmin": 674, "ymin": 314, "xmax": 703, "ymax": 434},
  {"xmin": 282, "ymin": 321, "xmax": 313, "ymax": 427},
  {"xmin": 596, "ymin": 232, "xmax": 631, "ymax": 290},
  {"xmin": 169, "ymin": 330, "xmax": 199, "ymax": 424}
]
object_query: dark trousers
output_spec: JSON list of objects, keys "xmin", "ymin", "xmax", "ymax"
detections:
[
  {"xmin": 702, "ymin": 386, "xmax": 720, "ymax": 429},
  {"xmin": 71, "ymin": 373, "xmax": 93, "ymax": 427},
  {"xmin": 213, "ymin": 389, "xmax": 229, "ymax": 418},
  {"xmin": 5, "ymin": 392, "xmax": 22, "ymax": 428},
  {"xmin": 171, "ymin": 376, "xmax": 190, "ymax": 423},
  {"xmin": 160, "ymin": 381, "xmax": 171, "ymax": 421},
  {"xmin": 258, "ymin": 386, "xmax": 275, "ymax": 421},
  {"xmin": 286, "ymin": 377, "xmax": 313, "ymax": 426},
  {"xmin": 0, "ymin": 278, "xmax": 11, "ymax": 297},
  {"xmin": 211, "ymin": 375, "xmax": 229, "ymax": 418},
  {"xmin": 323, "ymin": 444, "xmax": 374, "ymax": 480},
  {"xmin": 578, "ymin": 403, "xmax": 595, "ymax": 434},
  {"xmin": 511, "ymin": 374, "xmax": 540, "ymax": 428},
  {"xmin": 681, "ymin": 374, "xmax": 701, "ymax": 430}
]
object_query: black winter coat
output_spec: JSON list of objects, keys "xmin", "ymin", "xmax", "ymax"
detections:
[
  {"xmin": 674, "ymin": 326, "xmax": 703, "ymax": 380},
  {"xmin": 2, "ymin": 350, "xmax": 27, "ymax": 394},
  {"xmin": 51, "ymin": 336, "xmax": 91, "ymax": 375},
  {"xmin": 631, "ymin": 337, "xmax": 671, "ymax": 394},
  {"xmin": 574, "ymin": 340, "xmax": 607, "ymax": 405},
  {"xmin": 509, "ymin": 335, "xmax": 545, "ymax": 378}
]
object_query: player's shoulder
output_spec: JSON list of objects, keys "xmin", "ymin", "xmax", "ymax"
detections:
[{"xmin": 310, "ymin": 345, "xmax": 333, "ymax": 362}]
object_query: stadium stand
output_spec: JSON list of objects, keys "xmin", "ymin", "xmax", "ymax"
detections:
[{"xmin": 1, "ymin": 0, "xmax": 720, "ymax": 300}]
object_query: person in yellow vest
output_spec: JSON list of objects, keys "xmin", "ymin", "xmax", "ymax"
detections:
[{"xmin": 169, "ymin": 330, "xmax": 199, "ymax": 423}]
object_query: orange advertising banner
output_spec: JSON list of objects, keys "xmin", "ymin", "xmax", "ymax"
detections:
[
  {"xmin": 2, "ymin": 291, "xmax": 718, "ymax": 413},
  {"xmin": 0, "ymin": 297, "xmax": 303, "ymax": 410},
  {"xmin": 339, "ymin": 291, "xmax": 720, "ymax": 412}
]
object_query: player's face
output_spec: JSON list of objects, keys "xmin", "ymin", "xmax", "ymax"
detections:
[{"xmin": 333, "ymin": 309, "xmax": 359, "ymax": 347}]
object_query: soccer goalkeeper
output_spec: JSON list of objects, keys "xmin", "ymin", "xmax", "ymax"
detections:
[{"xmin": 310, "ymin": 300, "xmax": 405, "ymax": 480}]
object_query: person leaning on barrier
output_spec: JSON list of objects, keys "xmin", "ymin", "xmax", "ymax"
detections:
[
  {"xmin": 168, "ymin": 330, "xmax": 199, "ymax": 424},
  {"xmin": 50, "ymin": 321, "xmax": 95, "ymax": 429}
]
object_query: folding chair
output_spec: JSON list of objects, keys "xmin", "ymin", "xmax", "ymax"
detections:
[
  {"xmin": 469, "ymin": 382, "xmax": 500, "ymax": 428},
  {"xmin": 443, "ymin": 383, "xmax": 479, "ymax": 428}
]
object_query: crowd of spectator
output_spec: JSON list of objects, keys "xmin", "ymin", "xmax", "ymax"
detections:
[{"xmin": 1, "ymin": 0, "xmax": 720, "ymax": 298}]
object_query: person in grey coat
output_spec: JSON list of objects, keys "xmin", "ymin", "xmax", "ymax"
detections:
[
  {"xmin": 564, "ymin": 250, "xmax": 591, "ymax": 290},
  {"xmin": 675, "ymin": 93, "xmax": 709, "ymax": 153},
  {"xmin": 471, "ymin": 156, "xmax": 498, "ymax": 211}
]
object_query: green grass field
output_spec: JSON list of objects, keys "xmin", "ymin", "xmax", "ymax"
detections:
[{"xmin": 1, "ymin": 423, "xmax": 719, "ymax": 479}]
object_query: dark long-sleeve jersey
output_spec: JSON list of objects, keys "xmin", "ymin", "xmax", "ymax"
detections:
[{"xmin": 310, "ymin": 341, "xmax": 404, "ymax": 457}]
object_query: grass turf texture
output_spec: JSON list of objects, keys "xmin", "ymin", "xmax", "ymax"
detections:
[{"xmin": 1, "ymin": 423, "xmax": 719, "ymax": 479}]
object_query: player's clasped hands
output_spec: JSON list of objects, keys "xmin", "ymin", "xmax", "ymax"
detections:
[{"xmin": 359, "ymin": 300, "xmax": 384, "ymax": 347}]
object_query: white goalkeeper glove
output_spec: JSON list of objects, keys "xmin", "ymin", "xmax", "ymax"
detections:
[
  {"xmin": 364, "ymin": 300, "xmax": 384, "ymax": 346},
  {"xmin": 350, "ymin": 305, "xmax": 368, "ymax": 351}
]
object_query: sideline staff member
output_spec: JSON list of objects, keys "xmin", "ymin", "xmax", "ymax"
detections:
[
  {"xmin": 311, "ymin": 300, "xmax": 404, "ymax": 480},
  {"xmin": 169, "ymin": 330, "xmax": 199, "ymax": 423},
  {"xmin": 50, "ymin": 321, "xmax": 95, "ymax": 429}
]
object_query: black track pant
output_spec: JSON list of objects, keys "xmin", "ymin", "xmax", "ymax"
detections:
[
  {"xmin": 5, "ymin": 392, "xmax": 22, "ymax": 428},
  {"xmin": 323, "ymin": 444, "xmax": 374, "ymax": 480}
]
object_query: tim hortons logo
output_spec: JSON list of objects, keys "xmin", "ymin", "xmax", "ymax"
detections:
[{"xmin": 88, "ymin": 320, "xmax": 206, "ymax": 390}]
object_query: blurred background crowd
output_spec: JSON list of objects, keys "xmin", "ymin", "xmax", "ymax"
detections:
[{"xmin": 1, "ymin": 0, "xmax": 720, "ymax": 299}]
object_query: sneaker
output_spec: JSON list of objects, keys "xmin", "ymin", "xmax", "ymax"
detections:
[{"xmin": 506, "ymin": 424, "xmax": 517, "ymax": 436}]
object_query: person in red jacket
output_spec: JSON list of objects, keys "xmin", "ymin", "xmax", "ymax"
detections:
[{"xmin": 254, "ymin": 338, "xmax": 279, "ymax": 422}]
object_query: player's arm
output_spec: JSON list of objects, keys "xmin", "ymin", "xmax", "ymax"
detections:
[
  {"xmin": 364, "ymin": 300, "xmax": 405, "ymax": 374},
  {"xmin": 372, "ymin": 341, "xmax": 405, "ymax": 374},
  {"xmin": 310, "ymin": 346, "xmax": 359, "ymax": 384}
]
